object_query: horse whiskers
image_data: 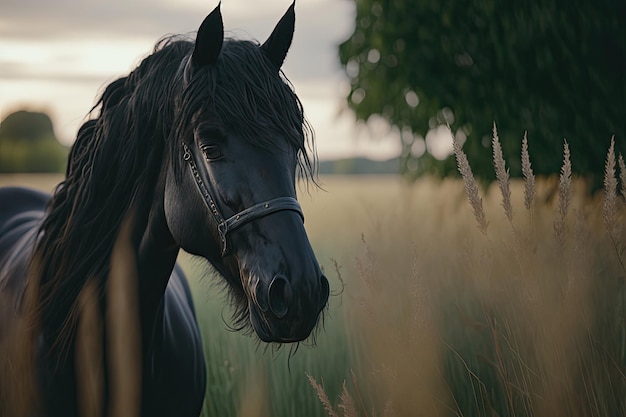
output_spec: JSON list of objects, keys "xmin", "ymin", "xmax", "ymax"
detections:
[
  {"xmin": 75, "ymin": 278, "xmax": 104, "ymax": 417},
  {"xmin": 105, "ymin": 208, "xmax": 142, "ymax": 417}
]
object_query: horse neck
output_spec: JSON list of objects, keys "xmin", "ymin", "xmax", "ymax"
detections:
[
  {"xmin": 135, "ymin": 180, "xmax": 180, "ymax": 351},
  {"xmin": 72, "ymin": 201, "xmax": 173, "ymax": 417}
]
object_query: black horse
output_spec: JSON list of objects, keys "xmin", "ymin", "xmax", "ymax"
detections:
[{"xmin": 0, "ymin": 3, "xmax": 329, "ymax": 416}]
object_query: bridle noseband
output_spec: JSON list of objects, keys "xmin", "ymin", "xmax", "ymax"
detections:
[{"xmin": 182, "ymin": 143, "xmax": 304, "ymax": 256}]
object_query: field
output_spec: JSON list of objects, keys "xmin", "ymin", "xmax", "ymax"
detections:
[{"xmin": 2, "ymin": 165, "xmax": 626, "ymax": 416}]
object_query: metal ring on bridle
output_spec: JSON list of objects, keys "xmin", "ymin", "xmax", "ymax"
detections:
[{"xmin": 182, "ymin": 143, "xmax": 304, "ymax": 256}]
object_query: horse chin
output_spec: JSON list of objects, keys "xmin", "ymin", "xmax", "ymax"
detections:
[
  {"xmin": 248, "ymin": 303, "xmax": 317, "ymax": 343},
  {"xmin": 249, "ymin": 310, "xmax": 278, "ymax": 343}
]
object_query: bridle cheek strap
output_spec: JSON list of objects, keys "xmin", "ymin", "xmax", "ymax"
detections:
[{"xmin": 183, "ymin": 143, "xmax": 304, "ymax": 257}]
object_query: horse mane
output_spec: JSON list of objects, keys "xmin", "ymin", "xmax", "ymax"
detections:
[
  {"xmin": 28, "ymin": 33, "xmax": 317, "ymax": 360},
  {"xmin": 29, "ymin": 37, "xmax": 192, "ymax": 360}
]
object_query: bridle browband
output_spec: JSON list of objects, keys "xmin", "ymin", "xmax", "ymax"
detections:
[{"xmin": 182, "ymin": 142, "xmax": 304, "ymax": 256}]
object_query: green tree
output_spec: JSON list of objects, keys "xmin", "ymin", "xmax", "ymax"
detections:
[
  {"xmin": 339, "ymin": 0, "xmax": 626, "ymax": 184},
  {"xmin": 0, "ymin": 110, "xmax": 68, "ymax": 173}
]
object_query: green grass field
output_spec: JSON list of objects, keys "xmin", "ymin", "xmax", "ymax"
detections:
[{"xmin": 2, "ymin": 171, "xmax": 626, "ymax": 417}]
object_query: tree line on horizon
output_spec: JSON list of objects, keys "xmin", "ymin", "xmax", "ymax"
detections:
[
  {"xmin": 0, "ymin": 109, "xmax": 401, "ymax": 176},
  {"xmin": 0, "ymin": 110, "xmax": 68, "ymax": 173}
]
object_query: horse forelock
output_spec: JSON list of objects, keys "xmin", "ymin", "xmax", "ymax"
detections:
[
  {"xmin": 171, "ymin": 38, "xmax": 318, "ymax": 185},
  {"xmin": 216, "ymin": 40, "xmax": 317, "ymax": 182}
]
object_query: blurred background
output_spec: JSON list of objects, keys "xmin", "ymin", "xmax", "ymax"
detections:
[
  {"xmin": 1, "ymin": 0, "xmax": 624, "ymax": 184},
  {"xmin": 0, "ymin": 0, "xmax": 402, "ymax": 174},
  {"xmin": 2, "ymin": 1, "xmax": 626, "ymax": 416}
]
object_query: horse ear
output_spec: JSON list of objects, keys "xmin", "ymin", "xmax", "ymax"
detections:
[
  {"xmin": 192, "ymin": 3, "xmax": 224, "ymax": 68},
  {"xmin": 261, "ymin": 2, "xmax": 295, "ymax": 69}
]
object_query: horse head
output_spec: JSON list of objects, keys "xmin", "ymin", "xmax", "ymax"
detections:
[{"xmin": 164, "ymin": 3, "xmax": 329, "ymax": 343}]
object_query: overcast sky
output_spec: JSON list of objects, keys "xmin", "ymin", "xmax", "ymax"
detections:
[{"xmin": 0, "ymin": 0, "xmax": 402, "ymax": 160}]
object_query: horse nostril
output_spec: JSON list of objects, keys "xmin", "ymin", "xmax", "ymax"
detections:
[
  {"xmin": 268, "ymin": 275, "xmax": 292, "ymax": 319},
  {"xmin": 319, "ymin": 274, "xmax": 330, "ymax": 308}
]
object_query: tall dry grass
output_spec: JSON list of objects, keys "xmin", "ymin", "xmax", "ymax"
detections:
[
  {"xmin": 0, "ymin": 205, "xmax": 142, "ymax": 417},
  {"xmin": 309, "ymin": 127, "xmax": 626, "ymax": 417},
  {"xmin": 3, "ymin": 138, "xmax": 626, "ymax": 417}
]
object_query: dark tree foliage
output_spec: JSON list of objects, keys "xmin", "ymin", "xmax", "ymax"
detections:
[{"xmin": 339, "ymin": 0, "xmax": 626, "ymax": 184}]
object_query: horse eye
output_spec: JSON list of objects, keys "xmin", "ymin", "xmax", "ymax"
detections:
[{"xmin": 201, "ymin": 144, "xmax": 222, "ymax": 161}]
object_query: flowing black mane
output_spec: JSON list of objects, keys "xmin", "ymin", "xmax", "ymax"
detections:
[{"xmin": 30, "ymin": 34, "xmax": 316, "ymax": 359}]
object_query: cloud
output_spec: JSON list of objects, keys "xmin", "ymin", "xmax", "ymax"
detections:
[
  {"xmin": 0, "ymin": 0, "xmax": 372, "ymax": 158},
  {"xmin": 0, "ymin": 0, "xmax": 200, "ymax": 40},
  {"xmin": 0, "ymin": 61, "xmax": 105, "ymax": 83},
  {"xmin": 0, "ymin": 0, "xmax": 354, "ymax": 81}
]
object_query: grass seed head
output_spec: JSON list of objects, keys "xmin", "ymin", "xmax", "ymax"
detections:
[
  {"xmin": 453, "ymin": 127, "xmax": 489, "ymax": 234},
  {"xmin": 492, "ymin": 122, "xmax": 513, "ymax": 222},
  {"xmin": 603, "ymin": 136, "xmax": 618, "ymax": 235},
  {"xmin": 554, "ymin": 140, "xmax": 572, "ymax": 244},
  {"xmin": 521, "ymin": 131, "xmax": 536, "ymax": 211}
]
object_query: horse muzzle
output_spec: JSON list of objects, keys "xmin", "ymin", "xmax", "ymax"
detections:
[{"xmin": 248, "ymin": 272, "xmax": 329, "ymax": 342}]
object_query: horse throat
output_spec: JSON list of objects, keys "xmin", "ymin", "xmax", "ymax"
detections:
[{"xmin": 136, "ymin": 190, "xmax": 180, "ymax": 356}]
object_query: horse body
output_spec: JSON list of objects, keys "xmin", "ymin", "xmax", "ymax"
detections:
[
  {"xmin": 0, "ymin": 188, "xmax": 47, "ymax": 322},
  {"xmin": 0, "ymin": 187, "xmax": 206, "ymax": 417},
  {"xmin": 0, "ymin": 4, "xmax": 328, "ymax": 416}
]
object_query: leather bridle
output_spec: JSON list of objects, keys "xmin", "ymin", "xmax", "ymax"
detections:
[{"xmin": 182, "ymin": 142, "xmax": 304, "ymax": 257}]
